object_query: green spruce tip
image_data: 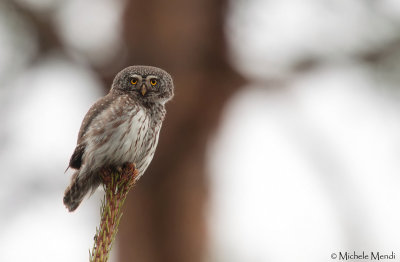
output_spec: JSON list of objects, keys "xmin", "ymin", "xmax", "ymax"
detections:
[{"xmin": 89, "ymin": 163, "xmax": 138, "ymax": 262}]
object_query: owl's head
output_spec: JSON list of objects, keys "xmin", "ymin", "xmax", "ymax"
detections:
[{"xmin": 111, "ymin": 65, "xmax": 174, "ymax": 105}]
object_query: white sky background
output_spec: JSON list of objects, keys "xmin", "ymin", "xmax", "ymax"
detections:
[{"xmin": 1, "ymin": 0, "xmax": 400, "ymax": 262}]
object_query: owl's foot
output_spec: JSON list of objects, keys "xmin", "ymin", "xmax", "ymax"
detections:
[
  {"xmin": 122, "ymin": 162, "xmax": 135, "ymax": 170},
  {"xmin": 100, "ymin": 163, "xmax": 135, "ymax": 175},
  {"xmin": 99, "ymin": 163, "xmax": 137, "ymax": 184},
  {"xmin": 103, "ymin": 165, "xmax": 122, "ymax": 174}
]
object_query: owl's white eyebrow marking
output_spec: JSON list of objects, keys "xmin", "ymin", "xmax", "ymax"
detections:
[{"xmin": 130, "ymin": 74, "xmax": 143, "ymax": 81}]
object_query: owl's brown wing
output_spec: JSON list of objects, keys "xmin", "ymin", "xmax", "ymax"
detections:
[
  {"xmin": 77, "ymin": 93, "xmax": 116, "ymax": 142},
  {"xmin": 68, "ymin": 93, "xmax": 116, "ymax": 170}
]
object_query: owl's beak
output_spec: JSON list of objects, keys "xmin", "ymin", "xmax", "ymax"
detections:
[{"xmin": 141, "ymin": 84, "xmax": 147, "ymax": 96}]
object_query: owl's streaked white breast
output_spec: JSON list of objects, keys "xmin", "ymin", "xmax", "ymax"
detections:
[{"xmin": 81, "ymin": 98, "xmax": 153, "ymax": 176}]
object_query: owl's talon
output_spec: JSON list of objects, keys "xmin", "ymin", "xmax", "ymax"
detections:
[{"xmin": 122, "ymin": 162, "xmax": 135, "ymax": 170}]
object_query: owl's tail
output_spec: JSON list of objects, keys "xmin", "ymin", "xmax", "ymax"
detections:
[{"xmin": 63, "ymin": 170, "xmax": 99, "ymax": 212}]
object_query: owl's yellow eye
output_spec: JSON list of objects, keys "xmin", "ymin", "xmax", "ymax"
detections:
[
  {"xmin": 150, "ymin": 79, "xmax": 157, "ymax": 86},
  {"xmin": 131, "ymin": 79, "xmax": 138, "ymax": 85}
]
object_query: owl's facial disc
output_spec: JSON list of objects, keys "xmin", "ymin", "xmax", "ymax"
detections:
[{"xmin": 111, "ymin": 66, "xmax": 173, "ymax": 104}]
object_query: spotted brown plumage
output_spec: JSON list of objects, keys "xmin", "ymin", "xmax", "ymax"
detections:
[{"xmin": 63, "ymin": 66, "xmax": 174, "ymax": 212}]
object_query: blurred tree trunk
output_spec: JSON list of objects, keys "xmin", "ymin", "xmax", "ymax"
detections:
[{"xmin": 117, "ymin": 0, "xmax": 243, "ymax": 261}]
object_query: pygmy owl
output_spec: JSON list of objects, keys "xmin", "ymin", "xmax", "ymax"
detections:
[{"xmin": 63, "ymin": 65, "xmax": 174, "ymax": 212}]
